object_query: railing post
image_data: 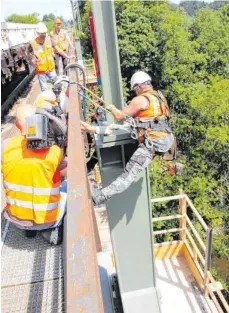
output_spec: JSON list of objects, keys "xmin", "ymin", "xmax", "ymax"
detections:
[
  {"xmin": 179, "ymin": 189, "xmax": 187, "ymax": 241},
  {"xmin": 204, "ymin": 229, "xmax": 213, "ymax": 295},
  {"xmin": 193, "ymin": 250, "xmax": 198, "ymax": 263}
]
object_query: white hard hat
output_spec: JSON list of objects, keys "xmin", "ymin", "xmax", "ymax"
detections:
[
  {"xmin": 130, "ymin": 71, "xmax": 152, "ymax": 89},
  {"xmin": 34, "ymin": 91, "xmax": 56, "ymax": 109},
  {"xmin": 37, "ymin": 22, "xmax": 48, "ymax": 33}
]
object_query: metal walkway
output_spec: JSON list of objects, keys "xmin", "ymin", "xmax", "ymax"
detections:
[
  {"xmin": 1, "ymin": 77, "xmax": 65, "ymax": 313},
  {"xmin": 1, "ymin": 224, "xmax": 64, "ymax": 313},
  {"xmin": 1, "ymin": 67, "xmax": 101, "ymax": 313}
]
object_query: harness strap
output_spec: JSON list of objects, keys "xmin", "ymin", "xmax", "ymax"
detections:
[{"xmin": 135, "ymin": 117, "xmax": 171, "ymax": 133}]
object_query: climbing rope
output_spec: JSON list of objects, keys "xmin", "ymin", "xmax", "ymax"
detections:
[{"xmin": 69, "ymin": 81, "xmax": 127, "ymax": 118}]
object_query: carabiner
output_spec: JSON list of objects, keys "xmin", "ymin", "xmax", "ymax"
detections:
[{"xmin": 131, "ymin": 130, "xmax": 138, "ymax": 140}]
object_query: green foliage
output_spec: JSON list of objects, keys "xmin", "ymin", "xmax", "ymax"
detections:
[
  {"xmin": 113, "ymin": 0, "xmax": 229, "ymax": 287},
  {"xmin": 180, "ymin": 1, "xmax": 229, "ymax": 16},
  {"xmin": 80, "ymin": 0, "xmax": 229, "ymax": 285},
  {"xmin": 42, "ymin": 14, "xmax": 66, "ymax": 34},
  {"xmin": 191, "ymin": 8, "xmax": 229, "ymax": 77},
  {"xmin": 44, "ymin": 21, "xmax": 54, "ymax": 34},
  {"xmin": 6, "ymin": 13, "xmax": 39, "ymax": 24},
  {"xmin": 79, "ymin": 1, "xmax": 93, "ymax": 58},
  {"xmin": 42, "ymin": 13, "xmax": 55, "ymax": 22}
]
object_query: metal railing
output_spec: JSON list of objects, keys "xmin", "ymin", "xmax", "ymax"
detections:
[
  {"xmin": 151, "ymin": 190, "xmax": 229, "ymax": 313},
  {"xmin": 65, "ymin": 60, "xmax": 104, "ymax": 313}
]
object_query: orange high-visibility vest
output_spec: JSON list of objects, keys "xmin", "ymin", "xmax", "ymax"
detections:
[
  {"xmin": 2, "ymin": 136, "xmax": 63, "ymax": 225},
  {"xmin": 135, "ymin": 91, "xmax": 169, "ymax": 139},
  {"xmin": 30, "ymin": 37, "xmax": 55, "ymax": 73},
  {"xmin": 50, "ymin": 29, "xmax": 67, "ymax": 52}
]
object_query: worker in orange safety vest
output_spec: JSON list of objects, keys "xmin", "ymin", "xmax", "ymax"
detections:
[
  {"xmin": 29, "ymin": 22, "xmax": 74, "ymax": 92},
  {"xmin": 50, "ymin": 18, "xmax": 74, "ymax": 75},
  {"xmin": 81, "ymin": 71, "xmax": 175, "ymax": 205},
  {"xmin": 1, "ymin": 103, "xmax": 68, "ymax": 245}
]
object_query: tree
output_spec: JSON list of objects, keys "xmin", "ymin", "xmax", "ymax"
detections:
[
  {"xmin": 42, "ymin": 13, "xmax": 55, "ymax": 22},
  {"xmin": 191, "ymin": 7, "xmax": 229, "ymax": 78},
  {"xmin": 112, "ymin": 0, "xmax": 229, "ymax": 288},
  {"xmin": 180, "ymin": 1, "xmax": 229, "ymax": 16},
  {"xmin": 6, "ymin": 13, "xmax": 39, "ymax": 24},
  {"xmin": 42, "ymin": 14, "xmax": 66, "ymax": 33}
]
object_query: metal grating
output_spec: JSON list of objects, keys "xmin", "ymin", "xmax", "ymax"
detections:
[
  {"xmin": 1, "ymin": 224, "xmax": 63, "ymax": 286},
  {"xmin": 1, "ymin": 278, "xmax": 64, "ymax": 313}
]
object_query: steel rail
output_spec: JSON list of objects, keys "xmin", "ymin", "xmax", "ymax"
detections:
[
  {"xmin": 65, "ymin": 64, "xmax": 104, "ymax": 313},
  {"xmin": 1, "ymin": 70, "xmax": 35, "ymax": 116}
]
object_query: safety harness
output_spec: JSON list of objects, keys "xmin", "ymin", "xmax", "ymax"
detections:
[
  {"xmin": 127, "ymin": 90, "xmax": 171, "ymax": 149},
  {"xmin": 73, "ymin": 82, "xmax": 176, "ymax": 162}
]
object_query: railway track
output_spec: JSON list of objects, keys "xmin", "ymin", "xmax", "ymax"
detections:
[{"xmin": 1, "ymin": 69, "xmax": 35, "ymax": 119}]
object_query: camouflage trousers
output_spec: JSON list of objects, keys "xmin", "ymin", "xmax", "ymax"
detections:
[
  {"xmin": 92, "ymin": 134, "xmax": 174, "ymax": 205},
  {"xmin": 101, "ymin": 143, "xmax": 155, "ymax": 200}
]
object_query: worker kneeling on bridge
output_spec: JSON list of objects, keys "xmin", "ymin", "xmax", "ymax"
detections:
[
  {"xmin": 81, "ymin": 71, "xmax": 175, "ymax": 206},
  {"xmin": 2, "ymin": 102, "xmax": 67, "ymax": 245}
]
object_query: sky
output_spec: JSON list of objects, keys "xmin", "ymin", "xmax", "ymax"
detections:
[
  {"xmin": 1, "ymin": 0, "xmax": 218, "ymax": 22},
  {"xmin": 1, "ymin": 0, "xmax": 73, "ymax": 22}
]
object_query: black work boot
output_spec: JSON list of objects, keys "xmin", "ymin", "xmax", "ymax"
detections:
[
  {"xmin": 92, "ymin": 188, "xmax": 107, "ymax": 206},
  {"xmin": 41, "ymin": 224, "xmax": 63, "ymax": 245},
  {"xmin": 25, "ymin": 230, "xmax": 37, "ymax": 238}
]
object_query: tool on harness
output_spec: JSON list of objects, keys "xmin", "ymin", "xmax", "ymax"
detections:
[
  {"xmin": 25, "ymin": 107, "xmax": 67, "ymax": 150},
  {"xmin": 143, "ymin": 131, "xmax": 154, "ymax": 149},
  {"xmin": 125, "ymin": 116, "xmax": 138, "ymax": 140},
  {"xmin": 135, "ymin": 116, "xmax": 172, "ymax": 136}
]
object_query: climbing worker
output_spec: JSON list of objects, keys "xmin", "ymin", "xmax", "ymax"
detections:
[
  {"xmin": 80, "ymin": 71, "xmax": 175, "ymax": 205},
  {"xmin": 1, "ymin": 103, "xmax": 67, "ymax": 245},
  {"xmin": 50, "ymin": 18, "xmax": 74, "ymax": 75},
  {"xmin": 29, "ymin": 22, "xmax": 74, "ymax": 92}
]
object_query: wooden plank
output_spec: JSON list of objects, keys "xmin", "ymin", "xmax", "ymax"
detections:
[
  {"xmin": 186, "ymin": 228, "xmax": 205, "ymax": 266},
  {"xmin": 179, "ymin": 190, "xmax": 187, "ymax": 241},
  {"xmin": 185, "ymin": 196, "xmax": 208, "ymax": 231},
  {"xmin": 152, "ymin": 214, "xmax": 182, "ymax": 222},
  {"xmin": 183, "ymin": 241, "xmax": 204, "ymax": 289},
  {"xmin": 153, "ymin": 227, "xmax": 183, "ymax": 236},
  {"xmin": 206, "ymin": 284, "xmax": 224, "ymax": 313},
  {"xmin": 207, "ymin": 271, "xmax": 229, "ymax": 313},
  {"xmin": 151, "ymin": 194, "xmax": 185, "ymax": 203},
  {"xmin": 154, "ymin": 240, "xmax": 181, "ymax": 247},
  {"xmin": 154, "ymin": 241, "xmax": 184, "ymax": 259},
  {"xmin": 186, "ymin": 215, "xmax": 206, "ymax": 252}
]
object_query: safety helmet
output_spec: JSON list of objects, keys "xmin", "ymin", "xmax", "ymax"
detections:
[
  {"xmin": 130, "ymin": 71, "xmax": 152, "ymax": 90},
  {"xmin": 54, "ymin": 18, "xmax": 62, "ymax": 24},
  {"xmin": 37, "ymin": 22, "xmax": 48, "ymax": 34},
  {"xmin": 34, "ymin": 91, "xmax": 57, "ymax": 109}
]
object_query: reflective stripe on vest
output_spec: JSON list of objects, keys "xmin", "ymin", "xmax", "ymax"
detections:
[
  {"xmin": 30, "ymin": 37, "xmax": 55, "ymax": 73},
  {"xmin": 2, "ymin": 136, "xmax": 63, "ymax": 225},
  {"xmin": 6, "ymin": 196, "xmax": 59, "ymax": 211},
  {"xmin": 3, "ymin": 181, "xmax": 59, "ymax": 195},
  {"xmin": 50, "ymin": 30, "xmax": 67, "ymax": 51}
]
